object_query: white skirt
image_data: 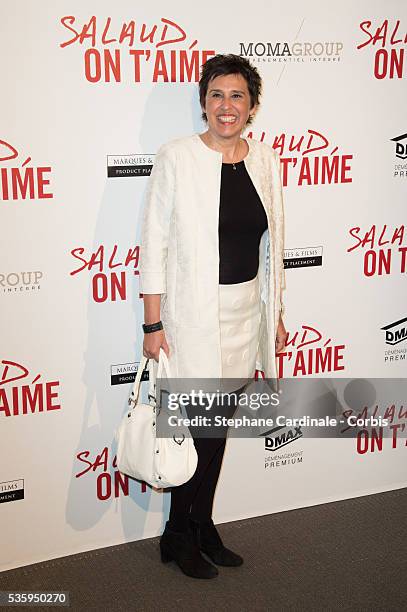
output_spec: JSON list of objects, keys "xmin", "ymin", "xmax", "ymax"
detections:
[{"xmin": 218, "ymin": 274, "xmax": 261, "ymax": 392}]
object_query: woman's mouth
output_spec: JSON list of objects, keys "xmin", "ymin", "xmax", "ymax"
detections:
[{"xmin": 217, "ymin": 115, "xmax": 237, "ymax": 125}]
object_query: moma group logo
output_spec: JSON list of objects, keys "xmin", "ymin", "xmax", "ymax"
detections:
[
  {"xmin": 347, "ymin": 224, "xmax": 406, "ymax": 277},
  {"xmin": 0, "ymin": 479, "xmax": 24, "ymax": 504},
  {"xmin": 107, "ymin": 154, "xmax": 154, "ymax": 178},
  {"xmin": 284, "ymin": 246, "xmax": 323, "ymax": 269},
  {"xmin": 110, "ymin": 361, "xmax": 149, "ymax": 385},
  {"xmin": 70, "ymin": 244, "xmax": 140, "ymax": 303},
  {"xmin": 357, "ymin": 19, "xmax": 406, "ymax": 79},
  {"xmin": 239, "ymin": 40, "xmax": 343, "ymax": 63},
  {"xmin": 391, "ymin": 133, "xmax": 407, "ymax": 179},
  {"xmin": 1, "ymin": 271, "xmax": 43, "ymax": 295},
  {"xmin": 59, "ymin": 16, "xmax": 215, "ymax": 84},
  {"xmin": 0, "ymin": 359, "xmax": 61, "ymax": 418},
  {"xmin": 0, "ymin": 139, "xmax": 53, "ymax": 202},
  {"xmin": 246, "ymin": 129, "xmax": 353, "ymax": 187}
]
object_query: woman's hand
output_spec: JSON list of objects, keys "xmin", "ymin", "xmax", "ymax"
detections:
[
  {"xmin": 275, "ymin": 315, "xmax": 287, "ymax": 353},
  {"xmin": 143, "ymin": 329, "xmax": 170, "ymax": 362}
]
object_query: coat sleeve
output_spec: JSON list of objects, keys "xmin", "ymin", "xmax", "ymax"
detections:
[
  {"xmin": 139, "ymin": 143, "xmax": 175, "ymax": 294},
  {"xmin": 274, "ymin": 150, "xmax": 286, "ymax": 317}
]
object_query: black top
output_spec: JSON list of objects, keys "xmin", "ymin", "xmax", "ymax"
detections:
[{"xmin": 219, "ymin": 160, "xmax": 268, "ymax": 284}]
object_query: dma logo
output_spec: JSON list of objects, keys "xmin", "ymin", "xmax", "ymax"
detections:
[
  {"xmin": 381, "ymin": 316, "xmax": 407, "ymax": 346},
  {"xmin": 261, "ymin": 424, "xmax": 303, "ymax": 451}
]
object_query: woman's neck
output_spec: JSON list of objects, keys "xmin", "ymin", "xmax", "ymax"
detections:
[{"xmin": 199, "ymin": 130, "xmax": 248, "ymax": 163}]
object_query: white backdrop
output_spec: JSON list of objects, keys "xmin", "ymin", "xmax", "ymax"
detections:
[{"xmin": 1, "ymin": 0, "xmax": 406, "ymax": 572}]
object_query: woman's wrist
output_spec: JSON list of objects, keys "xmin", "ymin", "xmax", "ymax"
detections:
[{"xmin": 142, "ymin": 321, "xmax": 163, "ymax": 333}]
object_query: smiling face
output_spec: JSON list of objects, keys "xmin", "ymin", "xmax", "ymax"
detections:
[{"xmin": 202, "ymin": 73, "xmax": 257, "ymax": 141}]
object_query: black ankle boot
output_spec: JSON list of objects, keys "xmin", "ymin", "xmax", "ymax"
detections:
[
  {"xmin": 189, "ymin": 518, "xmax": 243, "ymax": 567},
  {"xmin": 159, "ymin": 521, "xmax": 218, "ymax": 579}
]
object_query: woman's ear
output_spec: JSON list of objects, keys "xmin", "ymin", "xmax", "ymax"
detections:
[{"xmin": 249, "ymin": 103, "xmax": 258, "ymax": 120}]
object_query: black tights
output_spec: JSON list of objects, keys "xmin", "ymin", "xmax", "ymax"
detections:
[
  {"xmin": 168, "ymin": 385, "xmax": 244, "ymax": 532},
  {"xmin": 168, "ymin": 436, "xmax": 228, "ymax": 531}
]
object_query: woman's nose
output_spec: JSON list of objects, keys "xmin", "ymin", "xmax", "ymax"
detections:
[{"xmin": 220, "ymin": 98, "xmax": 232, "ymax": 111}]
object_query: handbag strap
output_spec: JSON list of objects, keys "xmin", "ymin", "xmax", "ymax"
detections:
[
  {"xmin": 130, "ymin": 355, "xmax": 149, "ymax": 405},
  {"xmin": 156, "ymin": 347, "xmax": 171, "ymax": 380},
  {"xmin": 130, "ymin": 348, "xmax": 172, "ymax": 406}
]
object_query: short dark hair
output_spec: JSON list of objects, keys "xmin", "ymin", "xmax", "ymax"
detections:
[{"xmin": 199, "ymin": 54, "xmax": 262, "ymax": 126}]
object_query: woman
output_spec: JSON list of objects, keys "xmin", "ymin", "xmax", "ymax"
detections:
[{"xmin": 139, "ymin": 54, "xmax": 287, "ymax": 579}]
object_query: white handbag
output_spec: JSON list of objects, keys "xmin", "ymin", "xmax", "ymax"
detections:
[{"xmin": 115, "ymin": 348, "xmax": 198, "ymax": 489}]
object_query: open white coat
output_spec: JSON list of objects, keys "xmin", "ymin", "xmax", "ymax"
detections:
[{"xmin": 139, "ymin": 134, "xmax": 286, "ymax": 381}]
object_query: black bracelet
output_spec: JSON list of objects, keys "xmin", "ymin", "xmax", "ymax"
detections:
[{"xmin": 142, "ymin": 321, "xmax": 163, "ymax": 333}]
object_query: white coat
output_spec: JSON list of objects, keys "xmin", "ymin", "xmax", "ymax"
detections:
[{"xmin": 139, "ymin": 133, "xmax": 286, "ymax": 381}]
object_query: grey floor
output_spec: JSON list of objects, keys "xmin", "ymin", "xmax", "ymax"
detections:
[{"xmin": 1, "ymin": 488, "xmax": 406, "ymax": 612}]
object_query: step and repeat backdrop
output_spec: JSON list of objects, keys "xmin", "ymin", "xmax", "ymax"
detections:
[{"xmin": 1, "ymin": 0, "xmax": 406, "ymax": 571}]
